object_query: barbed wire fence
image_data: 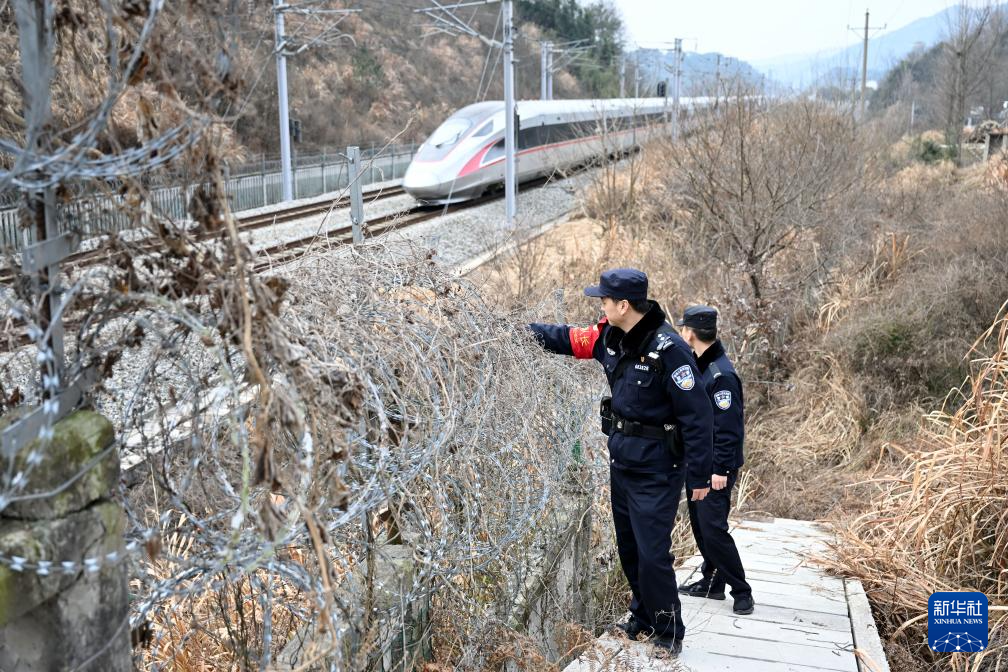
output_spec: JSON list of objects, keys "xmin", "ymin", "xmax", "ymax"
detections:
[{"xmin": 0, "ymin": 1, "xmax": 612, "ymax": 669}]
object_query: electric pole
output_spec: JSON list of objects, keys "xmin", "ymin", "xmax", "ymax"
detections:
[
  {"xmin": 635, "ymin": 52, "xmax": 641, "ymax": 98},
  {"xmin": 848, "ymin": 9, "xmax": 885, "ymax": 121},
  {"xmin": 271, "ymin": 2, "xmax": 358, "ymax": 203},
  {"xmin": 673, "ymin": 38, "xmax": 682, "ymax": 140},
  {"xmin": 503, "ymin": 0, "xmax": 516, "ymax": 227},
  {"xmin": 546, "ymin": 44, "xmax": 554, "ymax": 100},
  {"xmin": 273, "ymin": 0, "xmax": 293, "ymax": 202},
  {"xmin": 860, "ymin": 10, "xmax": 870, "ymax": 118},
  {"xmin": 414, "ymin": 0, "xmax": 516, "ymax": 226},
  {"xmin": 619, "ymin": 54, "xmax": 626, "ymax": 97},
  {"xmin": 541, "ymin": 40, "xmax": 550, "ymax": 100}
]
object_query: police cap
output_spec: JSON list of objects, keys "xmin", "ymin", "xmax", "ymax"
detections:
[
  {"xmin": 583, "ymin": 268, "xmax": 648, "ymax": 301},
  {"xmin": 675, "ymin": 305, "xmax": 718, "ymax": 330}
]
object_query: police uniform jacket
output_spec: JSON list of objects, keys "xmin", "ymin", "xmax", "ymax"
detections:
[
  {"xmin": 530, "ymin": 301, "xmax": 714, "ymax": 491},
  {"xmin": 695, "ymin": 340, "xmax": 744, "ymax": 476}
]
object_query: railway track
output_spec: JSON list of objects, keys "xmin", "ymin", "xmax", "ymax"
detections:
[
  {"xmin": 1, "ymin": 166, "xmax": 588, "ymax": 355},
  {"xmin": 1, "ymin": 177, "xmax": 547, "ymax": 351},
  {"xmin": 3, "ymin": 170, "xmax": 581, "ymax": 492},
  {"xmin": 0, "ymin": 185, "xmax": 407, "ymax": 285},
  {"xmin": 251, "ymin": 188, "xmax": 510, "ymax": 273}
]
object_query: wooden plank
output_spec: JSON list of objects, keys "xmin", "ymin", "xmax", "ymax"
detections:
[
  {"xmin": 676, "ymin": 609, "xmax": 854, "ymax": 649},
  {"xmin": 689, "ymin": 631, "xmax": 857, "ymax": 671},
  {"xmin": 729, "ymin": 530, "xmax": 828, "ymax": 549},
  {"xmin": 731, "ymin": 533, "xmax": 821, "ymax": 550},
  {"xmin": 679, "ymin": 544, "xmax": 822, "ymax": 566},
  {"xmin": 730, "ymin": 522, "xmax": 829, "ymax": 538},
  {"xmin": 677, "ymin": 562, "xmax": 846, "ymax": 595},
  {"xmin": 564, "ymin": 517, "xmax": 884, "ymax": 672},
  {"xmin": 676, "ymin": 574, "xmax": 847, "ymax": 602},
  {"xmin": 680, "ymin": 650, "xmax": 856, "ymax": 672},
  {"xmin": 734, "ymin": 589, "xmax": 848, "ymax": 616},
  {"xmin": 718, "ymin": 549, "xmax": 829, "ymax": 570},
  {"xmin": 845, "ymin": 579, "xmax": 891, "ymax": 672},
  {"xmin": 678, "ymin": 554, "xmax": 834, "ymax": 581},
  {"xmin": 566, "ymin": 634, "xmax": 857, "ymax": 672},
  {"xmin": 681, "ymin": 600, "xmax": 854, "ymax": 636},
  {"xmin": 734, "ymin": 518, "xmax": 832, "ymax": 535}
]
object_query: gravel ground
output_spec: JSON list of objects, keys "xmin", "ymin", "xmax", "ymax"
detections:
[
  {"xmin": 379, "ymin": 177, "xmax": 586, "ymax": 269},
  {"xmin": 253, "ymin": 165, "xmax": 601, "ymax": 274},
  {"xmin": 2, "ymin": 164, "xmax": 603, "ymax": 456}
]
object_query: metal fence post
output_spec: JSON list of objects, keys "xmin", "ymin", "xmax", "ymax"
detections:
[
  {"xmin": 347, "ymin": 146, "xmax": 364, "ymax": 245},
  {"xmin": 261, "ymin": 154, "xmax": 268, "ymax": 207},
  {"xmin": 321, "ymin": 146, "xmax": 327, "ymax": 193},
  {"xmin": 369, "ymin": 142, "xmax": 375, "ymax": 184}
]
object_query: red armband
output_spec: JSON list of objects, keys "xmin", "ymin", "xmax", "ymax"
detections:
[{"xmin": 569, "ymin": 318, "xmax": 606, "ymax": 359}]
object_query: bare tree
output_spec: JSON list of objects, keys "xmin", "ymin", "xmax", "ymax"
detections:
[
  {"xmin": 670, "ymin": 89, "xmax": 864, "ymax": 302},
  {"xmin": 935, "ymin": 3, "xmax": 1007, "ymax": 163}
]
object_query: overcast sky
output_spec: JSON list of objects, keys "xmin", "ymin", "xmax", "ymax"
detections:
[{"xmin": 613, "ymin": 0, "xmax": 956, "ymax": 62}]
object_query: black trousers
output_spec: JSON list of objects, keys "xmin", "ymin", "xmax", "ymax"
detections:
[
  {"xmin": 686, "ymin": 471, "xmax": 751, "ymax": 598},
  {"xmin": 610, "ymin": 464, "xmax": 685, "ymax": 640}
]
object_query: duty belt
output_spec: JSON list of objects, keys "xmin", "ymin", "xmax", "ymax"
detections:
[
  {"xmin": 611, "ymin": 412, "xmax": 676, "ymax": 440},
  {"xmin": 600, "ymin": 396, "xmax": 677, "ymax": 440}
]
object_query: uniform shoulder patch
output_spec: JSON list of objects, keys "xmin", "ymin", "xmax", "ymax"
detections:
[
  {"xmin": 656, "ymin": 335, "xmax": 674, "ymax": 351},
  {"xmin": 671, "ymin": 364, "xmax": 695, "ymax": 390},
  {"xmin": 714, "ymin": 389, "xmax": 732, "ymax": 410}
]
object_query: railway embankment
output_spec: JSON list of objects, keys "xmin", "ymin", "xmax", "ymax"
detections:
[
  {"xmin": 4, "ymin": 91, "xmax": 1008, "ymax": 670},
  {"xmin": 468, "ymin": 102, "xmax": 1008, "ymax": 670}
]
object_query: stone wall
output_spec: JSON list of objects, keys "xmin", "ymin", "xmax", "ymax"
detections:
[{"xmin": 0, "ymin": 410, "xmax": 131, "ymax": 671}]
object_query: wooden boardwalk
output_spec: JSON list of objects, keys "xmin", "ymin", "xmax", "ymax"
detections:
[{"xmin": 563, "ymin": 517, "xmax": 889, "ymax": 672}]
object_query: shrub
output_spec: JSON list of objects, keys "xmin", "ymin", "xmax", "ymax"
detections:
[{"xmin": 912, "ymin": 135, "xmax": 956, "ymax": 164}]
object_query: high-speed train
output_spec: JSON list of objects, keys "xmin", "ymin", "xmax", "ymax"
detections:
[{"xmin": 403, "ymin": 97, "xmax": 706, "ymax": 204}]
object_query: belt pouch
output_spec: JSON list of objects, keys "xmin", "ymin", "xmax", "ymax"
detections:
[{"xmin": 600, "ymin": 396, "xmax": 613, "ymax": 436}]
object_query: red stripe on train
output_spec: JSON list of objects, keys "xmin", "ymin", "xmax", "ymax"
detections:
[{"xmin": 457, "ymin": 124, "xmax": 652, "ymax": 179}]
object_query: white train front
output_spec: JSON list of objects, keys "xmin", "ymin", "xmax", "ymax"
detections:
[{"xmin": 403, "ymin": 98, "xmax": 702, "ymax": 204}]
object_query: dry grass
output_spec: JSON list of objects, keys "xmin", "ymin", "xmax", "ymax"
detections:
[
  {"xmin": 521, "ymin": 113, "xmax": 1008, "ymax": 670},
  {"xmin": 134, "ymin": 512, "xmax": 314, "ymax": 671},
  {"xmin": 825, "ymin": 306, "xmax": 1008, "ymax": 671},
  {"xmin": 878, "ymin": 162, "xmax": 958, "ymax": 225},
  {"xmin": 987, "ymin": 152, "xmax": 1008, "ymax": 190},
  {"xmin": 464, "ymin": 104, "xmax": 1008, "ymax": 671}
]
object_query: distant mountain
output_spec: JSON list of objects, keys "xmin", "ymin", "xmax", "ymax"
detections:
[
  {"xmin": 629, "ymin": 48, "xmax": 764, "ymax": 96},
  {"xmin": 750, "ymin": 5, "xmax": 969, "ymax": 89}
]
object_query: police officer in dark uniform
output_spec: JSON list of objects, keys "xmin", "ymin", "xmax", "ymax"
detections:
[
  {"xmin": 528, "ymin": 269, "xmax": 714, "ymax": 655},
  {"xmin": 676, "ymin": 305, "xmax": 755, "ymax": 615}
]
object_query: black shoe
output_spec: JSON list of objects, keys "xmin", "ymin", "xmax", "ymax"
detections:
[
  {"xmin": 613, "ymin": 615, "xmax": 648, "ymax": 639},
  {"xmin": 678, "ymin": 578, "xmax": 726, "ymax": 600},
  {"xmin": 733, "ymin": 595, "xmax": 755, "ymax": 615},
  {"xmin": 650, "ymin": 635, "xmax": 683, "ymax": 656}
]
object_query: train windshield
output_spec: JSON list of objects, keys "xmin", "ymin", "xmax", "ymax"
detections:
[
  {"xmin": 428, "ymin": 119, "xmax": 471, "ymax": 147},
  {"xmin": 415, "ymin": 106, "xmax": 496, "ymax": 161}
]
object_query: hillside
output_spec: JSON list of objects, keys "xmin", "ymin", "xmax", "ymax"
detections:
[
  {"xmin": 871, "ymin": 12, "xmax": 1008, "ymax": 128},
  {"xmin": 0, "ymin": 0, "xmax": 624, "ymax": 165},
  {"xmin": 631, "ymin": 48, "xmax": 764, "ymax": 96},
  {"xmin": 752, "ymin": 5, "xmax": 959, "ymax": 88}
]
